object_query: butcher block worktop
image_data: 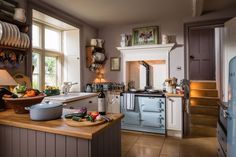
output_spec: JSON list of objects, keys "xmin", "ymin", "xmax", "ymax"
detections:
[{"xmin": 0, "ymin": 109, "xmax": 124, "ymax": 139}]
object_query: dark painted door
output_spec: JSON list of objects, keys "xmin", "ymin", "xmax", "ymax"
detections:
[{"xmin": 189, "ymin": 28, "xmax": 215, "ymax": 80}]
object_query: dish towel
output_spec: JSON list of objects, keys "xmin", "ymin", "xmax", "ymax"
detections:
[{"xmin": 125, "ymin": 93, "xmax": 135, "ymax": 111}]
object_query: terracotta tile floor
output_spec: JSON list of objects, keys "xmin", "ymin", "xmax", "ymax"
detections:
[{"xmin": 121, "ymin": 131, "xmax": 217, "ymax": 157}]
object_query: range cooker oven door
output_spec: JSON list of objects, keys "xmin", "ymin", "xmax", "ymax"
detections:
[
  {"xmin": 227, "ymin": 57, "xmax": 236, "ymax": 157},
  {"xmin": 138, "ymin": 96, "xmax": 166, "ymax": 134},
  {"xmin": 120, "ymin": 95, "xmax": 140, "ymax": 126}
]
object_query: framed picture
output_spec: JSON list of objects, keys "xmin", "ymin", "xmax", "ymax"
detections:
[
  {"xmin": 110, "ymin": 57, "xmax": 120, "ymax": 71},
  {"xmin": 132, "ymin": 26, "xmax": 159, "ymax": 45}
]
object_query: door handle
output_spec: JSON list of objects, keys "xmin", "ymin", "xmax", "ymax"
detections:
[{"xmin": 190, "ymin": 55, "xmax": 195, "ymax": 59}]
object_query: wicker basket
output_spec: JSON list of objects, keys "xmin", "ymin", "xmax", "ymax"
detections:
[{"xmin": 3, "ymin": 95, "xmax": 45, "ymax": 114}]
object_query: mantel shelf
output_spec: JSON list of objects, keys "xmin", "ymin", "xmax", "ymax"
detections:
[{"xmin": 117, "ymin": 43, "xmax": 175, "ymax": 52}]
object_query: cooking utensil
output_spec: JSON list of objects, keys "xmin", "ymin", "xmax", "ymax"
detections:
[{"xmin": 25, "ymin": 101, "xmax": 63, "ymax": 121}]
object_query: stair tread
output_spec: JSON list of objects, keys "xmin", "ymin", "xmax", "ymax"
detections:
[
  {"xmin": 191, "ymin": 96, "xmax": 219, "ymax": 99},
  {"xmin": 190, "ymin": 104, "xmax": 218, "ymax": 109},
  {"xmin": 190, "ymin": 124, "xmax": 216, "ymax": 129},
  {"xmin": 190, "ymin": 125, "xmax": 217, "ymax": 137},
  {"xmin": 190, "ymin": 114, "xmax": 217, "ymax": 119},
  {"xmin": 190, "ymin": 80, "xmax": 216, "ymax": 83},
  {"xmin": 190, "ymin": 88, "xmax": 218, "ymax": 91}
]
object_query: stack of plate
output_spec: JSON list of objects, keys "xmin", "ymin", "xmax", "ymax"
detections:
[{"xmin": 0, "ymin": 21, "xmax": 30, "ymax": 49}]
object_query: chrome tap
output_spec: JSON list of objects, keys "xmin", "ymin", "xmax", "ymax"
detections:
[{"xmin": 61, "ymin": 82, "xmax": 78, "ymax": 95}]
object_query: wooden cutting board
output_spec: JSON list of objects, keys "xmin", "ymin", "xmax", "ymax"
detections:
[{"xmin": 64, "ymin": 118, "xmax": 106, "ymax": 127}]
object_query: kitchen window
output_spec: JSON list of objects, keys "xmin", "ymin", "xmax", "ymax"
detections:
[{"xmin": 32, "ymin": 22, "xmax": 62, "ymax": 90}]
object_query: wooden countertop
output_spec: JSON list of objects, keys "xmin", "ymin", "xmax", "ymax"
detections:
[
  {"xmin": 165, "ymin": 93, "xmax": 184, "ymax": 97},
  {"xmin": 0, "ymin": 109, "xmax": 124, "ymax": 140}
]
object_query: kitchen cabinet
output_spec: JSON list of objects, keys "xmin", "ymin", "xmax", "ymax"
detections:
[
  {"xmin": 107, "ymin": 92, "xmax": 121, "ymax": 113},
  {"xmin": 63, "ymin": 96, "xmax": 98, "ymax": 111},
  {"xmin": 166, "ymin": 97, "xmax": 183, "ymax": 131}
]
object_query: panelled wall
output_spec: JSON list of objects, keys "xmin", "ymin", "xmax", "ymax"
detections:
[{"xmin": 0, "ymin": 122, "xmax": 121, "ymax": 157}]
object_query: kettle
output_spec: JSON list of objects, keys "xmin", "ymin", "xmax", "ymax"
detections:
[{"xmin": 85, "ymin": 84, "xmax": 92, "ymax": 92}]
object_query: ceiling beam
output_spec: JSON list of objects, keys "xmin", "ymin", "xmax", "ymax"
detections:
[{"xmin": 192, "ymin": 0, "xmax": 204, "ymax": 17}]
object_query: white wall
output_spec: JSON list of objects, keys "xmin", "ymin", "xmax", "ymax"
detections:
[
  {"xmin": 98, "ymin": 18, "xmax": 185, "ymax": 84},
  {"xmin": 222, "ymin": 17, "xmax": 236, "ymax": 102},
  {"xmin": 80, "ymin": 26, "xmax": 98, "ymax": 90},
  {"xmin": 215, "ymin": 28, "xmax": 224, "ymax": 100}
]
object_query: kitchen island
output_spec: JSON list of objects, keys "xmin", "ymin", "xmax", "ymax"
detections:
[{"xmin": 0, "ymin": 110, "xmax": 124, "ymax": 157}]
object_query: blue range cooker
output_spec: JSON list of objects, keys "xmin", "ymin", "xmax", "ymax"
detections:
[{"xmin": 120, "ymin": 91, "xmax": 166, "ymax": 134}]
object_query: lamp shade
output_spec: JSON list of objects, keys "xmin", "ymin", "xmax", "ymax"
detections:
[{"xmin": 0, "ymin": 69, "xmax": 17, "ymax": 86}]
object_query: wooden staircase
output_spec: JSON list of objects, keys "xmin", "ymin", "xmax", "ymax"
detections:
[{"xmin": 189, "ymin": 81, "xmax": 219, "ymax": 137}]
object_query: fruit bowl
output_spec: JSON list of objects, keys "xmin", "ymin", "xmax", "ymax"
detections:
[{"xmin": 3, "ymin": 95, "xmax": 45, "ymax": 114}]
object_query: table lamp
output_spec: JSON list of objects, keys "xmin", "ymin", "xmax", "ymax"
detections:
[{"xmin": 0, "ymin": 69, "xmax": 17, "ymax": 111}]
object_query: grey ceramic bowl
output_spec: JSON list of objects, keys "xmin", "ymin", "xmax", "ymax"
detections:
[{"xmin": 25, "ymin": 101, "xmax": 63, "ymax": 121}]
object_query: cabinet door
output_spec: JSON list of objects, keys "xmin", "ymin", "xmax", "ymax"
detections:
[
  {"xmin": 107, "ymin": 94, "xmax": 121, "ymax": 113},
  {"xmin": 64, "ymin": 96, "xmax": 98, "ymax": 111},
  {"xmin": 166, "ymin": 97, "xmax": 182, "ymax": 131}
]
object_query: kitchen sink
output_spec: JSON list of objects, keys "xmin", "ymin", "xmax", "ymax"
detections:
[{"xmin": 43, "ymin": 92, "xmax": 97, "ymax": 102}]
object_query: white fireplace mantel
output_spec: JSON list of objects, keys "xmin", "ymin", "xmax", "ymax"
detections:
[
  {"xmin": 117, "ymin": 43, "xmax": 175, "ymax": 88},
  {"xmin": 117, "ymin": 43, "xmax": 175, "ymax": 51}
]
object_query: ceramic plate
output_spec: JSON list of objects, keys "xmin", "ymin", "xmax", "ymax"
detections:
[
  {"xmin": 14, "ymin": 25, "xmax": 20, "ymax": 47},
  {"xmin": 5, "ymin": 23, "xmax": 12, "ymax": 46},
  {"xmin": 25, "ymin": 34, "xmax": 30, "ymax": 48},
  {"xmin": 19, "ymin": 33, "xmax": 23, "ymax": 48},
  {"xmin": 8, "ymin": 23, "xmax": 14, "ymax": 46},
  {"xmin": 15, "ymin": 29, "xmax": 21, "ymax": 47},
  {"xmin": 23, "ymin": 34, "xmax": 27, "ymax": 48},
  {"xmin": 0, "ymin": 21, "xmax": 4, "ymax": 45},
  {"xmin": 18, "ymin": 33, "xmax": 21, "ymax": 48},
  {"xmin": 3, "ymin": 22, "xmax": 9, "ymax": 46},
  {"xmin": 5, "ymin": 23, "xmax": 10, "ymax": 46},
  {"xmin": 0, "ymin": 22, "xmax": 3, "ymax": 42},
  {"xmin": 13, "ymin": 25, "xmax": 19, "ymax": 47},
  {"xmin": 11, "ymin": 24, "xmax": 17, "ymax": 46},
  {"xmin": 20, "ymin": 33, "xmax": 25, "ymax": 48},
  {"xmin": 22, "ymin": 34, "xmax": 26, "ymax": 48}
]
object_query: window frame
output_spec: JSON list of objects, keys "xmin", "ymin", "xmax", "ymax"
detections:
[
  {"xmin": 32, "ymin": 51, "xmax": 42, "ymax": 90},
  {"xmin": 32, "ymin": 21, "xmax": 63, "ymax": 90},
  {"xmin": 32, "ymin": 23, "xmax": 42, "ymax": 49},
  {"xmin": 44, "ymin": 26, "xmax": 62, "ymax": 52}
]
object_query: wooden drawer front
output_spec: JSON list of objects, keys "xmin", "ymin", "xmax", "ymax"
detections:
[
  {"xmin": 64, "ymin": 97, "xmax": 98, "ymax": 111},
  {"xmin": 217, "ymin": 141, "xmax": 226, "ymax": 157},
  {"xmin": 217, "ymin": 123, "xmax": 227, "ymax": 155}
]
